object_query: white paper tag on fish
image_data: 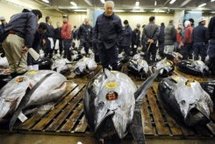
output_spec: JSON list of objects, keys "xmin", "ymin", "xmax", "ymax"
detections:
[{"xmin": 18, "ymin": 112, "xmax": 28, "ymax": 123}]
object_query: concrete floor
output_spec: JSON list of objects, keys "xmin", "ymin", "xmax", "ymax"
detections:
[{"xmin": 0, "ymin": 133, "xmax": 215, "ymax": 144}]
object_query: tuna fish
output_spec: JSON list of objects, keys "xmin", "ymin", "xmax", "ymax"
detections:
[
  {"xmin": 51, "ymin": 57, "xmax": 70, "ymax": 75},
  {"xmin": 0, "ymin": 70, "xmax": 67, "ymax": 129},
  {"xmin": 127, "ymin": 53, "xmax": 149, "ymax": 77},
  {"xmin": 0, "ymin": 55, "xmax": 9, "ymax": 68},
  {"xmin": 158, "ymin": 75, "xmax": 213, "ymax": 126},
  {"xmin": 177, "ymin": 60, "xmax": 210, "ymax": 76},
  {"xmin": 150, "ymin": 58, "xmax": 174, "ymax": 77},
  {"xmin": 74, "ymin": 57, "xmax": 97, "ymax": 75},
  {"xmin": 84, "ymin": 69, "xmax": 160, "ymax": 143}
]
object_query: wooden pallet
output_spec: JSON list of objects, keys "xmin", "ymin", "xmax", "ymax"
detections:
[{"xmin": 1, "ymin": 67, "xmax": 215, "ymax": 140}]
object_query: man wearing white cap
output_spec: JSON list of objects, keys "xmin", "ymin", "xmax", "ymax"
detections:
[{"xmin": 192, "ymin": 17, "xmax": 208, "ymax": 61}]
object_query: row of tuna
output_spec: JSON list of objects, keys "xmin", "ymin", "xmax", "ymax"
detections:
[
  {"xmin": 83, "ymin": 52, "xmax": 214, "ymax": 143},
  {"xmin": 126, "ymin": 52, "xmax": 210, "ymax": 78}
]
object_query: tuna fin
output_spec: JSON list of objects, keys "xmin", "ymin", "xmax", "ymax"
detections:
[
  {"xmin": 134, "ymin": 69, "xmax": 160, "ymax": 103},
  {"xmin": 129, "ymin": 108, "xmax": 145, "ymax": 144},
  {"xmin": 130, "ymin": 70, "xmax": 160, "ymax": 144},
  {"xmin": 9, "ymin": 73, "xmax": 53, "ymax": 131},
  {"xmin": 103, "ymin": 68, "xmax": 114, "ymax": 79}
]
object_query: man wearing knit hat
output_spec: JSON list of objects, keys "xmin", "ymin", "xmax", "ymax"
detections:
[{"xmin": 192, "ymin": 17, "xmax": 208, "ymax": 61}]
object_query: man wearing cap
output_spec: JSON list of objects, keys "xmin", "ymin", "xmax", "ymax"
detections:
[
  {"xmin": 2, "ymin": 10, "xmax": 42, "ymax": 76},
  {"xmin": 93, "ymin": 1, "xmax": 122, "ymax": 70},
  {"xmin": 192, "ymin": 17, "xmax": 208, "ymax": 61},
  {"xmin": 61, "ymin": 15, "xmax": 72, "ymax": 62}
]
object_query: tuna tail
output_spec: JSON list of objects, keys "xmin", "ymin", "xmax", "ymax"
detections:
[
  {"xmin": 9, "ymin": 73, "xmax": 53, "ymax": 131},
  {"xmin": 130, "ymin": 70, "xmax": 160, "ymax": 144}
]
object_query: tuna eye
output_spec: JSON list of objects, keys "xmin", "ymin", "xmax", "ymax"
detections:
[
  {"xmin": 181, "ymin": 100, "xmax": 186, "ymax": 105},
  {"xmin": 106, "ymin": 91, "xmax": 118, "ymax": 101}
]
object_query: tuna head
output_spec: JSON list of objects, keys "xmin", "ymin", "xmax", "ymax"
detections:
[
  {"xmin": 175, "ymin": 78, "xmax": 213, "ymax": 126},
  {"xmin": 0, "ymin": 76, "xmax": 31, "ymax": 120},
  {"xmin": 160, "ymin": 76, "xmax": 213, "ymax": 126},
  {"xmin": 151, "ymin": 58, "xmax": 174, "ymax": 77},
  {"xmin": 84, "ymin": 69, "xmax": 136, "ymax": 139}
]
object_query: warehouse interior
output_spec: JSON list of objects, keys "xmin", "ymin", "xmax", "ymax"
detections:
[{"xmin": 0, "ymin": 0, "xmax": 215, "ymax": 144}]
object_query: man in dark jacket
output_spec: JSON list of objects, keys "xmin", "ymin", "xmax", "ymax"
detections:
[
  {"xmin": 158, "ymin": 23, "xmax": 165, "ymax": 57},
  {"xmin": 143, "ymin": 16, "xmax": 159, "ymax": 63},
  {"xmin": 2, "ymin": 9, "xmax": 42, "ymax": 75},
  {"xmin": 93, "ymin": 1, "xmax": 122, "ymax": 70},
  {"xmin": 206, "ymin": 16, "xmax": 215, "ymax": 75},
  {"xmin": 131, "ymin": 24, "xmax": 141, "ymax": 55},
  {"xmin": 164, "ymin": 20, "xmax": 176, "ymax": 54},
  {"xmin": 27, "ymin": 22, "xmax": 47, "ymax": 68},
  {"xmin": 192, "ymin": 17, "xmax": 208, "ymax": 61},
  {"xmin": 44, "ymin": 16, "xmax": 55, "ymax": 58},
  {"xmin": 0, "ymin": 17, "xmax": 6, "ymax": 35},
  {"xmin": 78, "ymin": 18, "xmax": 93, "ymax": 55},
  {"xmin": 119, "ymin": 20, "xmax": 132, "ymax": 58}
]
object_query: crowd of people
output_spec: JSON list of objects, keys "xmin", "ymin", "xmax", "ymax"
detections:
[{"xmin": 0, "ymin": 0, "xmax": 215, "ymax": 77}]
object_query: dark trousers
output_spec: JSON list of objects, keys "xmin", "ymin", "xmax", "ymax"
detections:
[
  {"xmin": 131, "ymin": 44, "xmax": 138, "ymax": 55},
  {"xmin": 193, "ymin": 42, "xmax": 207, "ymax": 61},
  {"xmin": 44, "ymin": 38, "xmax": 53, "ymax": 58},
  {"xmin": 119, "ymin": 45, "xmax": 131, "ymax": 56},
  {"xmin": 80, "ymin": 40, "xmax": 90, "ymax": 54},
  {"xmin": 146, "ymin": 43, "xmax": 157, "ymax": 62},
  {"xmin": 98, "ymin": 46, "xmax": 119, "ymax": 70},
  {"xmin": 158, "ymin": 42, "xmax": 164, "ymax": 58},
  {"xmin": 63, "ymin": 39, "xmax": 72, "ymax": 61},
  {"xmin": 181, "ymin": 43, "xmax": 193, "ymax": 59},
  {"xmin": 208, "ymin": 57, "xmax": 215, "ymax": 75}
]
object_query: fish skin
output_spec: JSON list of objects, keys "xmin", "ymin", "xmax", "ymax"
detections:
[
  {"xmin": 0, "ymin": 70, "xmax": 67, "ymax": 124},
  {"xmin": 158, "ymin": 76, "xmax": 213, "ymax": 127}
]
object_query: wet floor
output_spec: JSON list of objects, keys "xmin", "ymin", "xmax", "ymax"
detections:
[{"xmin": 0, "ymin": 133, "xmax": 215, "ymax": 144}]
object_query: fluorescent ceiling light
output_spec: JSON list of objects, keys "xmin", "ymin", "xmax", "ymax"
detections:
[
  {"xmin": 169, "ymin": 0, "xmax": 176, "ymax": 4},
  {"xmin": 114, "ymin": 9, "xmax": 125, "ymax": 12},
  {"xmin": 152, "ymin": 9, "xmax": 166, "ymax": 13},
  {"xmin": 84, "ymin": 0, "xmax": 93, "ymax": 6},
  {"xmin": 42, "ymin": 0, "xmax": 49, "ymax": 3},
  {"xmin": 135, "ymin": 1, "xmax": 140, "ymax": 6},
  {"xmin": 198, "ymin": 3, "xmax": 207, "ymax": 8},
  {"xmin": 101, "ymin": 0, "xmax": 105, "ymax": 4},
  {"xmin": 180, "ymin": 0, "xmax": 191, "ymax": 7},
  {"xmin": 211, "ymin": 0, "xmax": 215, "ymax": 2},
  {"xmin": 131, "ymin": 9, "xmax": 146, "ymax": 13},
  {"xmin": 70, "ymin": 1, "xmax": 77, "ymax": 7},
  {"xmin": 5, "ymin": 0, "xmax": 35, "ymax": 9},
  {"xmin": 154, "ymin": 1, "xmax": 157, "ymax": 6}
]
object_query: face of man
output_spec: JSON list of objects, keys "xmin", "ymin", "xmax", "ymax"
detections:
[
  {"xmin": 104, "ymin": 3, "xmax": 114, "ymax": 16},
  {"xmin": 201, "ymin": 20, "xmax": 206, "ymax": 26},
  {"xmin": 56, "ymin": 22, "xmax": 61, "ymax": 28},
  {"xmin": 63, "ymin": 17, "xmax": 68, "ymax": 23},
  {"xmin": 84, "ymin": 19, "xmax": 89, "ymax": 25}
]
